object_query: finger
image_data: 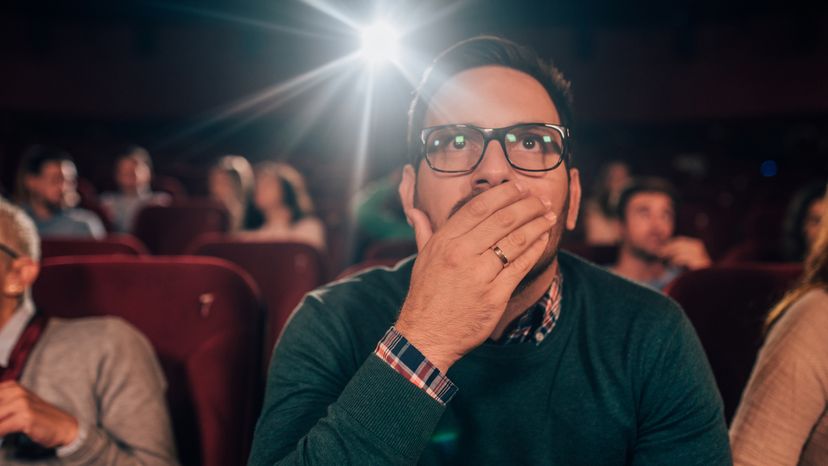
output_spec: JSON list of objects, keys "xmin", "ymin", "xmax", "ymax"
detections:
[
  {"xmin": 441, "ymin": 182, "xmax": 528, "ymax": 238},
  {"xmin": 465, "ymin": 195, "xmax": 555, "ymax": 254},
  {"xmin": 0, "ymin": 384, "xmax": 26, "ymax": 405},
  {"xmin": 494, "ymin": 231, "xmax": 551, "ymax": 292},
  {"xmin": 0, "ymin": 412, "xmax": 24, "ymax": 437},
  {"xmin": 405, "ymin": 207, "xmax": 433, "ymax": 251},
  {"xmin": 481, "ymin": 213, "xmax": 558, "ymax": 277}
]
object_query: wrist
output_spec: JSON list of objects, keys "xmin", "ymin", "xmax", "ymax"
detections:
[
  {"xmin": 60, "ymin": 416, "xmax": 79, "ymax": 447},
  {"xmin": 394, "ymin": 323, "xmax": 459, "ymax": 373}
]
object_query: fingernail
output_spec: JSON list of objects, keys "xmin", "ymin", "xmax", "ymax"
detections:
[
  {"xmin": 544, "ymin": 211, "xmax": 557, "ymax": 223},
  {"xmin": 515, "ymin": 183, "xmax": 526, "ymax": 193},
  {"xmin": 540, "ymin": 197, "xmax": 553, "ymax": 209},
  {"xmin": 540, "ymin": 232, "xmax": 550, "ymax": 241}
]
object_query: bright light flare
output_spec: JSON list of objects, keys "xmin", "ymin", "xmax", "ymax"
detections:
[{"xmin": 360, "ymin": 21, "xmax": 399, "ymax": 64}]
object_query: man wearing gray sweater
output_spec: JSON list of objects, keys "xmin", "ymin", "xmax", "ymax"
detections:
[{"xmin": 0, "ymin": 197, "xmax": 178, "ymax": 465}]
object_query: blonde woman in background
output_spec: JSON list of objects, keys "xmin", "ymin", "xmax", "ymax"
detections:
[
  {"xmin": 237, "ymin": 162, "xmax": 325, "ymax": 251},
  {"xmin": 207, "ymin": 155, "xmax": 261, "ymax": 232},
  {"xmin": 730, "ymin": 183, "xmax": 828, "ymax": 465}
]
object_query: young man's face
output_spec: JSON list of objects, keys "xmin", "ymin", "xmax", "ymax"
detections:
[
  {"xmin": 115, "ymin": 157, "xmax": 151, "ymax": 194},
  {"xmin": 26, "ymin": 160, "xmax": 78, "ymax": 208},
  {"xmin": 620, "ymin": 192, "xmax": 676, "ymax": 261},
  {"xmin": 400, "ymin": 66, "xmax": 581, "ymax": 280}
]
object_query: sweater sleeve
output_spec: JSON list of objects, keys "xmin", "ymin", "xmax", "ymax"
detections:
[
  {"xmin": 248, "ymin": 297, "xmax": 447, "ymax": 466},
  {"xmin": 729, "ymin": 291, "xmax": 828, "ymax": 466},
  {"xmin": 632, "ymin": 307, "xmax": 732, "ymax": 466},
  {"xmin": 59, "ymin": 319, "xmax": 179, "ymax": 466}
]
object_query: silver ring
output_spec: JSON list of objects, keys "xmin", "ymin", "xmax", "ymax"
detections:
[{"xmin": 492, "ymin": 245, "xmax": 509, "ymax": 267}]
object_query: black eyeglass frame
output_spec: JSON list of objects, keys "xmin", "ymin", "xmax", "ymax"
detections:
[
  {"xmin": 418, "ymin": 122, "xmax": 572, "ymax": 174},
  {"xmin": 0, "ymin": 243, "xmax": 20, "ymax": 260}
]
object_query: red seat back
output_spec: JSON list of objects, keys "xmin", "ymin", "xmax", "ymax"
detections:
[
  {"xmin": 41, "ymin": 234, "xmax": 148, "ymax": 258},
  {"xmin": 132, "ymin": 201, "xmax": 229, "ymax": 255},
  {"xmin": 665, "ymin": 263, "xmax": 803, "ymax": 423},
  {"xmin": 188, "ymin": 235, "xmax": 324, "ymax": 361},
  {"xmin": 32, "ymin": 256, "xmax": 263, "ymax": 466}
]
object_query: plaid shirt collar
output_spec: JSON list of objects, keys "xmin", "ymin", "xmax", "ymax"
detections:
[{"xmin": 492, "ymin": 272, "xmax": 563, "ymax": 346}]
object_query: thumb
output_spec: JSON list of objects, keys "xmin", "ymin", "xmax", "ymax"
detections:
[{"xmin": 405, "ymin": 207, "xmax": 433, "ymax": 251}]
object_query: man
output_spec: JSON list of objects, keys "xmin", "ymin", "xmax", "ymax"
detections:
[
  {"xmin": 100, "ymin": 145, "xmax": 170, "ymax": 233},
  {"xmin": 250, "ymin": 37, "xmax": 730, "ymax": 465},
  {"xmin": 610, "ymin": 177, "xmax": 712, "ymax": 290},
  {"xmin": 0, "ymin": 197, "xmax": 178, "ymax": 464},
  {"xmin": 16, "ymin": 145, "xmax": 105, "ymax": 239}
]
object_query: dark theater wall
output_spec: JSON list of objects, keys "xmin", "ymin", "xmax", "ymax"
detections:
[{"xmin": 1, "ymin": 0, "xmax": 827, "ymax": 268}]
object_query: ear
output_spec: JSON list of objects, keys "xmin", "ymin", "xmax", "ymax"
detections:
[
  {"xmin": 398, "ymin": 164, "xmax": 417, "ymax": 223},
  {"xmin": 3, "ymin": 258, "xmax": 39, "ymax": 297},
  {"xmin": 565, "ymin": 168, "xmax": 582, "ymax": 231}
]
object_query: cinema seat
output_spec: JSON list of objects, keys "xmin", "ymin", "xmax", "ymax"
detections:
[
  {"xmin": 665, "ymin": 263, "xmax": 803, "ymax": 423},
  {"xmin": 188, "ymin": 235, "xmax": 325, "ymax": 358},
  {"xmin": 32, "ymin": 256, "xmax": 264, "ymax": 466},
  {"xmin": 132, "ymin": 201, "xmax": 229, "ymax": 255},
  {"xmin": 41, "ymin": 234, "xmax": 148, "ymax": 258}
]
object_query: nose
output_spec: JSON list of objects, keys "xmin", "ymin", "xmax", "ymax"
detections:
[{"xmin": 471, "ymin": 139, "xmax": 515, "ymax": 188}]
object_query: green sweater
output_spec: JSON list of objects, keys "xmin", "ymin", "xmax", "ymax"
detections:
[{"xmin": 249, "ymin": 252, "xmax": 731, "ymax": 465}]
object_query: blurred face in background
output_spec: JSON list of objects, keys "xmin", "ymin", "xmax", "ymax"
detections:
[
  {"xmin": 254, "ymin": 171, "xmax": 283, "ymax": 213},
  {"xmin": 208, "ymin": 169, "xmax": 240, "ymax": 207},
  {"xmin": 621, "ymin": 191, "xmax": 675, "ymax": 261},
  {"xmin": 804, "ymin": 196, "xmax": 826, "ymax": 251},
  {"xmin": 115, "ymin": 156, "xmax": 152, "ymax": 195},
  {"xmin": 604, "ymin": 162, "xmax": 631, "ymax": 197},
  {"xmin": 25, "ymin": 160, "xmax": 78, "ymax": 209}
]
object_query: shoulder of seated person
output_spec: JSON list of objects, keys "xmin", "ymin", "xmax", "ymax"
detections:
[
  {"xmin": 45, "ymin": 316, "xmax": 148, "ymax": 349},
  {"xmin": 311, "ymin": 257, "xmax": 412, "ymax": 304},
  {"xmin": 296, "ymin": 216, "xmax": 323, "ymax": 227},
  {"xmin": 561, "ymin": 252, "xmax": 686, "ymax": 324},
  {"xmin": 64, "ymin": 208, "xmax": 101, "ymax": 221},
  {"xmin": 773, "ymin": 288, "xmax": 828, "ymax": 335}
]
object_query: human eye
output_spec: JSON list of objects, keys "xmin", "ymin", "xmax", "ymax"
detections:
[
  {"xmin": 507, "ymin": 127, "xmax": 562, "ymax": 154},
  {"xmin": 427, "ymin": 127, "xmax": 477, "ymax": 153}
]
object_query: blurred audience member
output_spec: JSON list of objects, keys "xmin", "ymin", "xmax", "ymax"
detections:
[
  {"xmin": 100, "ymin": 145, "xmax": 171, "ymax": 233},
  {"xmin": 583, "ymin": 161, "xmax": 631, "ymax": 245},
  {"xmin": 238, "ymin": 162, "xmax": 325, "ymax": 251},
  {"xmin": 351, "ymin": 169, "xmax": 414, "ymax": 257},
  {"xmin": 781, "ymin": 181, "xmax": 826, "ymax": 262},
  {"xmin": 207, "ymin": 155, "xmax": 262, "ymax": 232},
  {"xmin": 14, "ymin": 146, "xmax": 105, "ymax": 239},
  {"xmin": 730, "ymin": 185, "xmax": 828, "ymax": 466},
  {"xmin": 0, "ymin": 198, "xmax": 177, "ymax": 464},
  {"xmin": 609, "ymin": 177, "xmax": 711, "ymax": 290}
]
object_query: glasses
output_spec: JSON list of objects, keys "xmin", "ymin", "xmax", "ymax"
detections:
[
  {"xmin": 0, "ymin": 243, "xmax": 19, "ymax": 259},
  {"xmin": 419, "ymin": 123, "xmax": 571, "ymax": 174}
]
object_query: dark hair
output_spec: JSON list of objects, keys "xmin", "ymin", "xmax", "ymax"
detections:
[
  {"xmin": 767, "ymin": 185, "xmax": 828, "ymax": 331},
  {"xmin": 255, "ymin": 162, "xmax": 315, "ymax": 223},
  {"xmin": 782, "ymin": 181, "xmax": 828, "ymax": 261},
  {"xmin": 407, "ymin": 36, "xmax": 574, "ymax": 166},
  {"xmin": 616, "ymin": 177, "xmax": 679, "ymax": 223},
  {"xmin": 114, "ymin": 144, "xmax": 153, "ymax": 171},
  {"xmin": 15, "ymin": 145, "xmax": 74, "ymax": 203}
]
